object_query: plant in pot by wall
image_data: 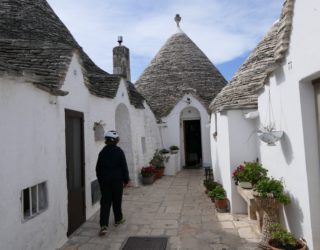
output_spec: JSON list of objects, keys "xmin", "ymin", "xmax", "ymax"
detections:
[
  {"xmin": 207, "ymin": 190, "xmax": 215, "ymax": 202},
  {"xmin": 211, "ymin": 186, "xmax": 228, "ymax": 211},
  {"xmin": 232, "ymin": 164, "xmax": 244, "ymax": 186},
  {"xmin": 141, "ymin": 165, "xmax": 156, "ymax": 185},
  {"xmin": 203, "ymin": 179, "xmax": 221, "ymax": 193},
  {"xmin": 159, "ymin": 148, "xmax": 170, "ymax": 155},
  {"xmin": 234, "ymin": 161, "xmax": 268, "ymax": 189},
  {"xmin": 268, "ymin": 223, "xmax": 307, "ymax": 250},
  {"xmin": 150, "ymin": 149, "xmax": 169, "ymax": 179},
  {"xmin": 169, "ymin": 145, "xmax": 179, "ymax": 154},
  {"xmin": 253, "ymin": 177, "xmax": 291, "ymax": 248}
]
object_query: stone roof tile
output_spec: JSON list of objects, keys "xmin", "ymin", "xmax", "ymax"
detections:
[
  {"xmin": 136, "ymin": 29, "xmax": 226, "ymax": 118},
  {"xmin": 210, "ymin": 0, "xmax": 295, "ymax": 111},
  {"xmin": 0, "ymin": 0, "xmax": 144, "ymax": 108}
]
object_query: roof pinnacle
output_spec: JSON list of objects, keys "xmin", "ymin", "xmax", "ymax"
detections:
[{"xmin": 175, "ymin": 14, "xmax": 181, "ymax": 27}]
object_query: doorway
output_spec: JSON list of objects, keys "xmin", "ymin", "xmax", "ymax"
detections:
[
  {"xmin": 65, "ymin": 109, "xmax": 86, "ymax": 236},
  {"xmin": 183, "ymin": 120, "xmax": 202, "ymax": 166},
  {"xmin": 115, "ymin": 104, "xmax": 135, "ymax": 183}
]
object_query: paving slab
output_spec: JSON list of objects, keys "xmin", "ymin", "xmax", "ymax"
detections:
[{"xmin": 59, "ymin": 169, "xmax": 260, "ymax": 249}]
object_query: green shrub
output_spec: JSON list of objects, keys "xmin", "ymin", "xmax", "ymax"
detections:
[
  {"xmin": 150, "ymin": 149, "xmax": 169, "ymax": 169},
  {"xmin": 268, "ymin": 223, "xmax": 299, "ymax": 249},
  {"xmin": 170, "ymin": 145, "xmax": 179, "ymax": 150},
  {"xmin": 255, "ymin": 177, "xmax": 291, "ymax": 205},
  {"xmin": 204, "ymin": 180, "xmax": 221, "ymax": 191},
  {"xmin": 210, "ymin": 186, "xmax": 226, "ymax": 200},
  {"xmin": 236, "ymin": 161, "xmax": 268, "ymax": 186}
]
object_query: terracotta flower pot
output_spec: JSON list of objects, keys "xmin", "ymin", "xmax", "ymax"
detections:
[
  {"xmin": 215, "ymin": 198, "xmax": 228, "ymax": 209},
  {"xmin": 268, "ymin": 239, "xmax": 307, "ymax": 250},
  {"xmin": 155, "ymin": 168, "xmax": 164, "ymax": 179}
]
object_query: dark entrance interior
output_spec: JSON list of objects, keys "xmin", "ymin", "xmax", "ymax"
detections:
[
  {"xmin": 65, "ymin": 109, "xmax": 86, "ymax": 236},
  {"xmin": 183, "ymin": 120, "xmax": 202, "ymax": 166}
]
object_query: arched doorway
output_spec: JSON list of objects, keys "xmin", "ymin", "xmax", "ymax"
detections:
[
  {"xmin": 115, "ymin": 104, "xmax": 135, "ymax": 182},
  {"xmin": 180, "ymin": 107, "xmax": 202, "ymax": 167}
]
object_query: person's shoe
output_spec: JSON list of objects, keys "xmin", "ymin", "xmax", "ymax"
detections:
[
  {"xmin": 99, "ymin": 226, "xmax": 108, "ymax": 236},
  {"xmin": 114, "ymin": 218, "xmax": 126, "ymax": 226}
]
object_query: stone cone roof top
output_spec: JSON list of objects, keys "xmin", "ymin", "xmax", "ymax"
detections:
[
  {"xmin": 0, "ymin": 0, "xmax": 144, "ymax": 108},
  {"xmin": 136, "ymin": 29, "xmax": 227, "ymax": 119},
  {"xmin": 210, "ymin": 0, "xmax": 295, "ymax": 112}
]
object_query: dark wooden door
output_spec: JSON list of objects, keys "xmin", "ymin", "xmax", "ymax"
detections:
[
  {"xmin": 184, "ymin": 120, "xmax": 202, "ymax": 166},
  {"xmin": 65, "ymin": 109, "xmax": 85, "ymax": 236}
]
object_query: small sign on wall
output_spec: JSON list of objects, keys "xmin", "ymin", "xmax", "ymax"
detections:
[
  {"xmin": 91, "ymin": 180, "xmax": 101, "ymax": 205},
  {"xmin": 93, "ymin": 121, "xmax": 105, "ymax": 141}
]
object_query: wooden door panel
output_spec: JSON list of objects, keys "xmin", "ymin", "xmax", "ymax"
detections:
[{"xmin": 65, "ymin": 110, "xmax": 85, "ymax": 236}]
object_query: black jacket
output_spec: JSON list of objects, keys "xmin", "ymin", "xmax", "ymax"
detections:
[{"xmin": 96, "ymin": 145, "xmax": 130, "ymax": 184}]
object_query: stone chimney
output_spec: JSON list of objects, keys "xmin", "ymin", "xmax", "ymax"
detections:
[{"xmin": 113, "ymin": 36, "xmax": 131, "ymax": 81}]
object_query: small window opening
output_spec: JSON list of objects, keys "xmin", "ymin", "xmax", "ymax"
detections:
[{"xmin": 22, "ymin": 182, "xmax": 48, "ymax": 221}]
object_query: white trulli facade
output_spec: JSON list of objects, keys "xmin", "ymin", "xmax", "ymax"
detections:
[
  {"xmin": 0, "ymin": 56, "xmax": 160, "ymax": 249},
  {"xmin": 136, "ymin": 22, "xmax": 226, "ymax": 170},
  {"xmin": 210, "ymin": 0, "xmax": 320, "ymax": 248},
  {"xmin": 0, "ymin": 1, "xmax": 161, "ymax": 249}
]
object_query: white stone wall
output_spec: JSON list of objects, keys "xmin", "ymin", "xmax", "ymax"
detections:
[
  {"xmin": 210, "ymin": 110, "xmax": 258, "ymax": 213},
  {"xmin": 257, "ymin": 1, "xmax": 320, "ymax": 248},
  {"xmin": 0, "ymin": 53, "xmax": 161, "ymax": 250},
  {"xmin": 161, "ymin": 94, "xmax": 211, "ymax": 168},
  {"xmin": 210, "ymin": 1, "xmax": 320, "ymax": 248}
]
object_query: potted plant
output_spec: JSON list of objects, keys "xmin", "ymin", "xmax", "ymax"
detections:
[
  {"xmin": 169, "ymin": 145, "xmax": 179, "ymax": 154},
  {"xmin": 203, "ymin": 179, "xmax": 221, "ymax": 194},
  {"xmin": 234, "ymin": 161, "xmax": 268, "ymax": 189},
  {"xmin": 232, "ymin": 164, "xmax": 244, "ymax": 185},
  {"xmin": 141, "ymin": 165, "xmax": 156, "ymax": 185},
  {"xmin": 268, "ymin": 223, "xmax": 307, "ymax": 250},
  {"xmin": 253, "ymin": 177, "xmax": 291, "ymax": 248},
  {"xmin": 211, "ymin": 186, "xmax": 228, "ymax": 211},
  {"xmin": 150, "ymin": 149, "xmax": 169, "ymax": 179},
  {"xmin": 207, "ymin": 190, "xmax": 216, "ymax": 203},
  {"xmin": 159, "ymin": 148, "xmax": 170, "ymax": 155}
]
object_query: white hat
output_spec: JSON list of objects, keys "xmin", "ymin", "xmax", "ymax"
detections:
[{"xmin": 104, "ymin": 130, "xmax": 119, "ymax": 139}]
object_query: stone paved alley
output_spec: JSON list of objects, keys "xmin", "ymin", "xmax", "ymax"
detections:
[{"xmin": 60, "ymin": 170, "xmax": 260, "ymax": 250}]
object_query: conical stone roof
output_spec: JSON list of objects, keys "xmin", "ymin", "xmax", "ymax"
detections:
[
  {"xmin": 0, "ymin": 0, "xmax": 145, "ymax": 108},
  {"xmin": 136, "ymin": 29, "xmax": 227, "ymax": 119},
  {"xmin": 210, "ymin": 0, "xmax": 295, "ymax": 112}
]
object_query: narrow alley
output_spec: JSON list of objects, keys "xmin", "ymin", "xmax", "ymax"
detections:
[{"xmin": 61, "ymin": 170, "xmax": 260, "ymax": 250}]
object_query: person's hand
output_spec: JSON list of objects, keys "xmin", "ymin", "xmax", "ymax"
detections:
[{"xmin": 123, "ymin": 181, "xmax": 130, "ymax": 188}]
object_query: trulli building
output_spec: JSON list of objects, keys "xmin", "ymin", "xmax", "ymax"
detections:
[
  {"xmin": 210, "ymin": 0, "xmax": 320, "ymax": 248},
  {"xmin": 0, "ymin": 0, "xmax": 161, "ymax": 249},
  {"xmin": 136, "ymin": 16, "xmax": 227, "ymax": 171}
]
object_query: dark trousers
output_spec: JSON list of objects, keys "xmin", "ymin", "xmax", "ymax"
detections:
[{"xmin": 98, "ymin": 179, "xmax": 123, "ymax": 227}]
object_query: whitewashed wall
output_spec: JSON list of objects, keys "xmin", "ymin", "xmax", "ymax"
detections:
[
  {"xmin": 256, "ymin": 1, "xmax": 320, "ymax": 248},
  {"xmin": 0, "ymin": 53, "xmax": 161, "ymax": 250},
  {"xmin": 161, "ymin": 94, "xmax": 211, "ymax": 168},
  {"xmin": 257, "ymin": 1, "xmax": 320, "ymax": 248},
  {"xmin": 210, "ymin": 110, "xmax": 258, "ymax": 213}
]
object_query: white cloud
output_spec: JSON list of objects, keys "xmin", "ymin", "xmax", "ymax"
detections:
[{"xmin": 47, "ymin": 0, "xmax": 282, "ymax": 81}]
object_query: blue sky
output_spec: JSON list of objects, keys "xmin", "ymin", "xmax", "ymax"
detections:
[{"xmin": 47, "ymin": 0, "xmax": 283, "ymax": 81}]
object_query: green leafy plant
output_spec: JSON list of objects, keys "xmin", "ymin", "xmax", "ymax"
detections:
[
  {"xmin": 210, "ymin": 186, "xmax": 226, "ymax": 200},
  {"xmin": 255, "ymin": 177, "xmax": 291, "ymax": 205},
  {"xmin": 169, "ymin": 145, "xmax": 179, "ymax": 150},
  {"xmin": 150, "ymin": 149, "xmax": 169, "ymax": 169},
  {"xmin": 203, "ymin": 180, "xmax": 221, "ymax": 191},
  {"xmin": 159, "ymin": 148, "xmax": 170, "ymax": 154},
  {"xmin": 235, "ymin": 161, "xmax": 268, "ymax": 186},
  {"xmin": 268, "ymin": 223, "xmax": 303, "ymax": 249}
]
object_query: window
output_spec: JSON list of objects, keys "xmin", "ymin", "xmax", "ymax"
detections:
[{"xmin": 21, "ymin": 182, "xmax": 48, "ymax": 220}]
